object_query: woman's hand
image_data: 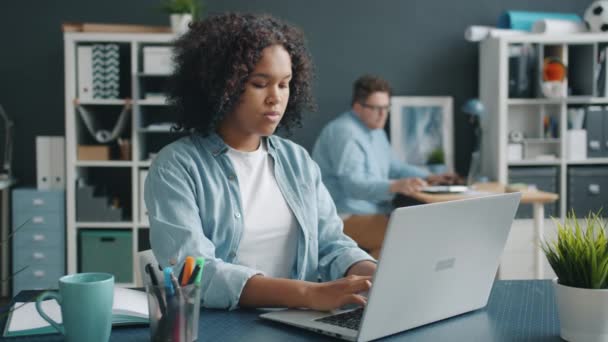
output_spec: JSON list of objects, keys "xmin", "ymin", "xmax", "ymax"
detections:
[{"xmin": 303, "ymin": 275, "xmax": 372, "ymax": 311}]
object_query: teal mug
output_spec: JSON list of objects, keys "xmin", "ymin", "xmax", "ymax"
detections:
[{"xmin": 35, "ymin": 273, "xmax": 114, "ymax": 342}]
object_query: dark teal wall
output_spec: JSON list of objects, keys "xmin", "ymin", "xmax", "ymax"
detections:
[{"xmin": 0, "ymin": 0, "xmax": 589, "ymax": 185}]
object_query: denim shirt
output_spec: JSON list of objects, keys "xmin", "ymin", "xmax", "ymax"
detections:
[
  {"xmin": 145, "ymin": 133, "xmax": 373, "ymax": 310},
  {"xmin": 312, "ymin": 111, "xmax": 430, "ymax": 215}
]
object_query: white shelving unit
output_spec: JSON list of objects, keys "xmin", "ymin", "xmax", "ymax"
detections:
[
  {"xmin": 479, "ymin": 33, "xmax": 608, "ymax": 280},
  {"xmin": 480, "ymin": 33, "xmax": 608, "ymax": 220},
  {"xmin": 64, "ymin": 32, "xmax": 179, "ymax": 287}
]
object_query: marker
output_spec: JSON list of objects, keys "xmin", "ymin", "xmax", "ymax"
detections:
[{"xmin": 181, "ymin": 256, "xmax": 195, "ymax": 286}]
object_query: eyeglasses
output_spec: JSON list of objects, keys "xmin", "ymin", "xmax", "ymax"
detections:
[{"xmin": 360, "ymin": 102, "xmax": 390, "ymax": 114}]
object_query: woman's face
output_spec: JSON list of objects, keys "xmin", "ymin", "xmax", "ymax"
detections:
[{"xmin": 222, "ymin": 44, "xmax": 292, "ymax": 142}]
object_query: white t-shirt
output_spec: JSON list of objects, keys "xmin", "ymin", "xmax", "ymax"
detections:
[{"xmin": 227, "ymin": 140, "xmax": 298, "ymax": 278}]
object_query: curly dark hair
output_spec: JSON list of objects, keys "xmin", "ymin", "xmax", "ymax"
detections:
[
  {"xmin": 351, "ymin": 74, "xmax": 392, "ymax": 105},
  {"xmin": 168, "ymin": 13, "xmax": 316, "ymax": 135}
]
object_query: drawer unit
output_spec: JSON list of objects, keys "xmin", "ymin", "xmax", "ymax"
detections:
[
  {"xmin": 508, "ymin": 167, "xmax": 559, "ymax": 219},
  {"xmin": 79, "ymin": 230, "xmax": 133, "ymax": 283},
  {"xmin": 568, "ymin": 166, "xmax": 608, "ymax": 217},
  {"xmin": 11, "ymin": 189, "xmax": 65, "ymax": 296}
]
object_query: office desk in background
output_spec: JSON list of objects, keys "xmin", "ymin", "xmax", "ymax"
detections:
[
  {"xmin": 2, "ymin": 280, "xmax": 561, "ymax": 341},
  {"xmin": 410, "ymin": 183, "xmax": 559, "ymax": 280}
]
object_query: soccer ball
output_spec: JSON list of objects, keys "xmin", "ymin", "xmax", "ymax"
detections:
[{"xmin": 584, "ymin": 1, "xmax": 608, "ymax": 32}]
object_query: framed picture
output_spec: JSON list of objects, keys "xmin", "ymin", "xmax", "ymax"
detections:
[{"xmin": 389, "ymin": 96, "xmax": 454, "ymax": 172}]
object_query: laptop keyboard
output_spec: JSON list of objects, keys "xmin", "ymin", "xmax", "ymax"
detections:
[{"xmin": 315, "ymin": 308, "xmax": 364, "ymax": 330}]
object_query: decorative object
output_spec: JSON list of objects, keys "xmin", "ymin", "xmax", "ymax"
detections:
[
  {"xmin": 161, "ymin": 0, "xmax": 202, "ymax": 34},
  {"xmin": 390, "ymin": 96, "xmax": 453, "ymax": 172},
  {"xmin": 542, "ymin": 211, "xmax": 608, "ymax": 342},
  {"xmin": 585, "ymin": 1, "xmax": 608, "ymax": 33},
  {"xmin": 497, "ymin": 11, "xmax": 582, "ymax": 31},
  {"xmin": 541, "ymin": 57, "xmax": 567, "ymax": 98}
]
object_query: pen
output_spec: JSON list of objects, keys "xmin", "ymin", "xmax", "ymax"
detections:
[
  {"xmin": 181, "ymin": 256, "xmax": 195, "ymax": 286},
  {"xmin": 145, "ymin": 263, "xmax": 166, "ymax": 315},
  {"xmin": 170, "ymin": 272, "xmax": 183, "ymax": 341},
  {"xmin": 194, "ymin": 257, "xmax": 205, "ymax": 286},
  {"xmin": 164, "ymin": 267, "xmax": 174, "ymax": 296}
]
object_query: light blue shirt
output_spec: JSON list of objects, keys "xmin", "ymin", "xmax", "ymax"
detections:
[
  {"xmin": 312, "ymin": 111, "xmax": 430, "ymax": 215},
  {"xmin": 145, "ymin": 132, "xmax": 373, "ymax": 310}
]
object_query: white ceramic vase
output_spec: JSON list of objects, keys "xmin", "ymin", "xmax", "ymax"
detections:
[
  {"xmin": 170, "ymin": 14, "xmax": 192, "ymax": 35},
  {"xmin": 554, "ymin": 279, "xmax": 608, "ymax": 342}
]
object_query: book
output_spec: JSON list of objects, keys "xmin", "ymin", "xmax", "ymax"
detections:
[
  {"xmin": 62, "ymin": 22, "xmax": 171, "ymax": 33},
  {"xmin": 2, "ymin": 287, "xmax": 149, "ymax": 337}
]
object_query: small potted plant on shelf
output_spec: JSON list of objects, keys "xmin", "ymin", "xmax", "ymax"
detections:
[
  {"xmin": 161, "ymin": 0, "xmax": 202, "ymax": 34},
  {"xmin": 542, "ymin": 211, "xmax": 608, "ymax": 342}
]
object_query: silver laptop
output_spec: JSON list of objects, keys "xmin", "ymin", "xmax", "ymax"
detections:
[{"xmin": 260, "ymin": 193, "xmax": 521, "ymax": 342}]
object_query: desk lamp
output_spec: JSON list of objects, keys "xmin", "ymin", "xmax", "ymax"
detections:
[
  {"xmin": 0, "ymin": 105, "xmax": 13, "ymax": 181},
  {"xmin": 462, "ymin": 99, "xmax": 485, "ymax": 185}
]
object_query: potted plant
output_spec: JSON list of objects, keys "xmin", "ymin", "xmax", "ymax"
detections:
[
  {"xmin": 542, "ymin": 211, "xmax": 608, "ymax": 342},
  {"xmin": 426, "ymin": 148, "xmax": 447, "ymax": 174},
  {"xmin": 161, "ymin": 0, "xmax": 202, "ymax": 34}
]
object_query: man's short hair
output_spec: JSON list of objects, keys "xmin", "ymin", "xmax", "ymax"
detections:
[{"xmin": 352, "ymin": 75, "xmax": 392, "ymax": 105}]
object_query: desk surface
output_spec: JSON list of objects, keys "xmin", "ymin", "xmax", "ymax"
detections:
[
  {"xmin": 3, "ymin": 280, "xmax": 561, "ymax": 341},
  {"xmin": 411, "ymin": 182, "xmax": 559, "ymax": 205}
]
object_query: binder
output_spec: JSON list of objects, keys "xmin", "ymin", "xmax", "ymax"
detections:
[
  {"xmin": 77, "ymin": 46, "xmax": 93, "ymax": 100},
  {"xmin": 585, "ymin": 106, "xmax": 604, "ymax": 158},
  {"xmin": 36, "ymin": 137, "xmax": 65, "ymax": 190}
]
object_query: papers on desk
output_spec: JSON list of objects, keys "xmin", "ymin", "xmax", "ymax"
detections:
[
  {"xmin": 421, "ymin": 185, "xmax": 469, "ymax": 194},
  {"xmin": 2, "ymin": 287, "xmax": 149, "ymax": 337}
]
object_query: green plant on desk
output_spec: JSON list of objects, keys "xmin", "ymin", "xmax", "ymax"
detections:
[
  {"xmin": 0, "ymin": 218, "xmax": 39, "ymax": 321},
  {"xmin": 542, "ymin": 211, "xmax": 608, "ymax": 289},
  {"xmin": 542, "ymin": 210, "xmax": 608, "ymax": 342},
  {"xmin": 427, "ymin": 147, "xmax": 445, "ymax": 165}
]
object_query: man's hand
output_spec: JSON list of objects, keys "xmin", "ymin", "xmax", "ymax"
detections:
[
  {"xmin": 426, "ymin": 172, "xmax": 462, "ymax": 185},
  {"xmin": 390, "ymin": 177, "xmax": 427, "ymax": 196},
  {"xmin": 303, "ymin": 275, "xmax": 372, "ymax": 311}
]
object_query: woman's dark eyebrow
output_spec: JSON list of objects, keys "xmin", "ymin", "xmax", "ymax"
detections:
[{"xmin": 250, "ymin": 73, "xmax": 292, "ymax": 80}]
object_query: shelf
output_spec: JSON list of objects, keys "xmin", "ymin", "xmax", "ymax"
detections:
[
  {"xmin": 75, "ymin": 160, "xmax": 134, "ymax": 167},
  {"xmin": 508, "ymin": 160, "xmax": 561, "ymax": 166},
  {"xmin": 137, "ymin": 223, "xmax": 150, "ymax": 228},
  {"xmin": 138, "ymin": 128, "xmax": 175, "ymax": 133},
  {"xmin": 523, "ymin": 139, "xmax": 560, "ymax": 144},
  {"xmin": 75, "ymin": 222, "xmax": 133, "ymax": 228},
  {"xmin": 136, "ymin": 98, "xmax": 167, "ymax": 105},
  {"xmin": 136, "ymin": 72, "xmax": 171, "ymax": 77},
  {"xmin": 77, "ymin": 99, "xmax": 128, "ymax": 106},
  {"xmin": 138, "ymin": 160, "xmax": 153, "ymax": 167},
  {"xmin": 567, "ymin": 158, "xmax": 608, "ymax": 165},
  {"xmin": 507, "ymin": 98, "xmax": 561, "ymax": 105},
  {"xmin": 507, "ymin": 97, "xmax": 608, "ymax": 105}
]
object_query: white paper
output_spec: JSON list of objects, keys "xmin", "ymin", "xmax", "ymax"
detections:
[
  {"xmin": 7, "ymin": 300, "xmax": 62, "ymax": 333},
  {"xmin": 6, "ymin": 287, "xmax": 148, "ymax": 334}
]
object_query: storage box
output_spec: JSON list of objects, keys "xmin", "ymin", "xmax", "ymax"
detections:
[
  {"xmin": 77, "ymin": 145, "xmax": 110, "ymax": 160},
  {"xmin": 568, "ymin": 166, "xmax": 608, "ymax": 217},
  {"xmin": 79, "ymin": 230, "xmax": 133, "ymax": 283},
  {"xmin": 508, "ymin": 166, "xmax": 559, "ymax": 218},
  {"xmin": 507, "ymin": 144, "xmax": 523, "ymax": 161},
  {"xmin": 143, "ymin": 46, "xmax": 173, "ymax": 75}
]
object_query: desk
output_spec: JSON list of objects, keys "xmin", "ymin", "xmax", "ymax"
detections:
[
  {"xmin": 2, "ymin": 280, "xmax": 561, "ymax": 341},
  {"xmin": 0, "ymin": 176, "xmax": 13, "ymax": 298},
  {"xmin": 410, "ymin": 183, "xmax": 559, "ymax": 279}
]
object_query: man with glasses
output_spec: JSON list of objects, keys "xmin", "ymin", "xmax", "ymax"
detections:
[{"xmin": 312, "ymin": 75, "xmax": 457, "ymax": 258}]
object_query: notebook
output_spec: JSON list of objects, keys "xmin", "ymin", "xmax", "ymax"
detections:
[{"xmin": 2, "ymin": 287, "xmax": 149, "ymax": 337}]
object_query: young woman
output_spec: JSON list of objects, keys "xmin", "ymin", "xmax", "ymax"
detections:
[{"xmin": 145, "ymin": 13, "xmax": 376, "ymax": 311}]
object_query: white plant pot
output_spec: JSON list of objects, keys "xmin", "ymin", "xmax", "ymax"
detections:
[
  {"xmin": 170, "ymin": 14, "xmax": 192, "ymax": 35},
  {"xmin": 554, "ymin": 278, "xmax": 608, "ymax": 342}
]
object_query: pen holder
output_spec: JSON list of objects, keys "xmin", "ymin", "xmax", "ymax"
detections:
[{"xmin": 146, "ymin": 284, "xmax": 202, "ymax": 342}]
